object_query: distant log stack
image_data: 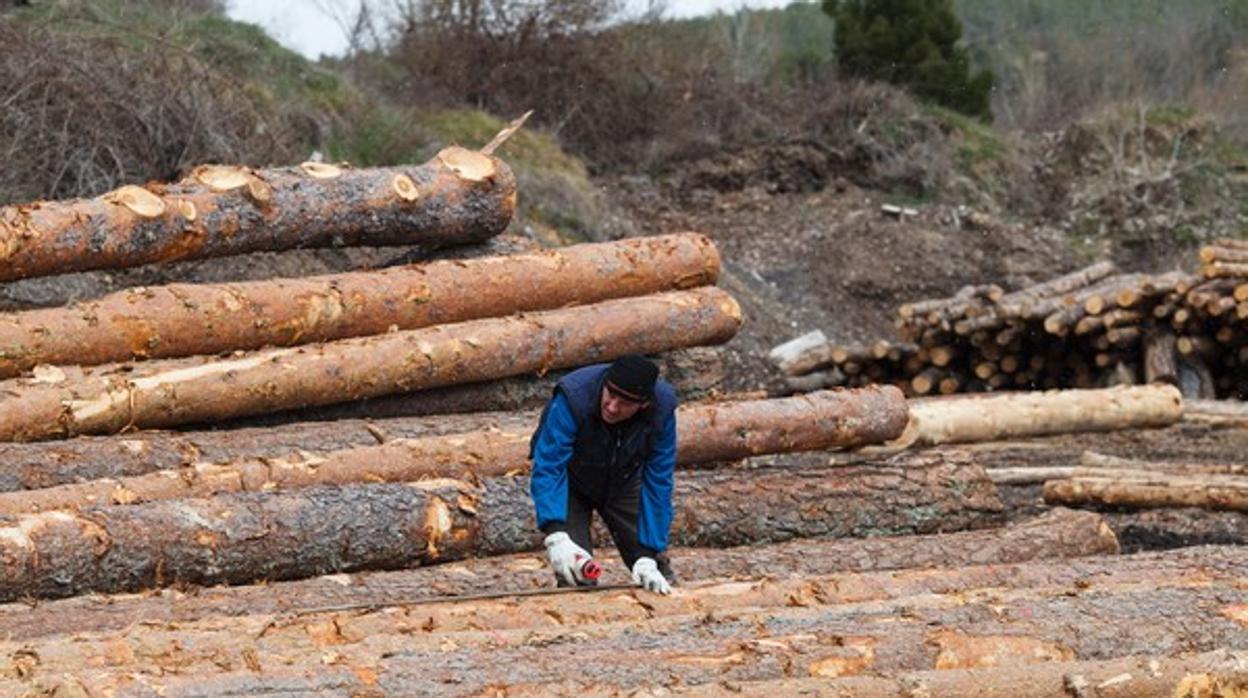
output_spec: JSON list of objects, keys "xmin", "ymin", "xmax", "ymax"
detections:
[{"xmin": 775, "ymin": 246, "xmax": 1248, "ymax": 399}]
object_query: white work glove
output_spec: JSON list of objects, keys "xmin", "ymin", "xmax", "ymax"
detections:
[
  {"xmin": 544, "ymin": 532, "xmax": 593, "ymax": 585},
  {"xmin": 631, "ymin": 556, "xmax": 672, "ymax": 595}
]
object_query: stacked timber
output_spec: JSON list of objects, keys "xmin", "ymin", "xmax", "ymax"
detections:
[
  {"xmin": 0, "ymin": 132, "xmax": 944, "ymax": 612},
  {"xmin": 775, "ymin": 252, "xmax": 1248, "ymax": 399}
]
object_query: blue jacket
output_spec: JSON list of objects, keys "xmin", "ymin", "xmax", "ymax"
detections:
[{"xmin": 530, "ymin": 364, "xmax": 678, "ymax": 553}]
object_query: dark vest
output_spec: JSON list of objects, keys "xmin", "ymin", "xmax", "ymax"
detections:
[{"xmin": 534, "ymin": 364, "xmax": 677, "ymax": 505}]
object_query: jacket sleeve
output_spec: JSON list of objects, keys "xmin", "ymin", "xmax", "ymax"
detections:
[
  {"xmin": 529, "ymin": 393, "xmax": 577, "ymax": 534},
  {"xmin": 637, "ymin": 409, "xmax": 677, "ymax": 553}
]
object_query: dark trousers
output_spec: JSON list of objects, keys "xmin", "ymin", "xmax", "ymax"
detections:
[{"xmin": 557, "ymin": 480, "xmax": 675, "ymax": 587}]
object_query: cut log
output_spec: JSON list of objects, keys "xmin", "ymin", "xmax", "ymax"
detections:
[
  {"xmin": 0, "ymin": 508, "xmax": 1117, "ymax": 642},
  {"xmin": 782, "ymin": 366, "xmax": 845, "ymax": 393},
  {"xmin": 0, "ymin": 387, "xmax": 910, "ymax": 514},
  {"xmin": 1143, "ymin": 328, "xmax": 1179, "ymax": 385},
  {"xmin": 0, "ymin": 354, "xmax": 722, "ymax": 491},
  {"xmin": 1044, "ymin": 474, "xmax": 1248, "ymax": 512},
  {"xmin": 0, "ymin": 454, "xmax": 1002, "ymax": 600},
  {"xmin": 993, "ymin": 261, "xmax": 1119, "ymax": 317},
  {"xmin": 767, "ymin": 330, "xmax": 828, "ymax": 375},
  {"xmin": 1202, "ymin": 261, "xmax": 1248, "ymax": 278},
  {"xmin": 2, "ymin": 546, "xmax": 1244, "ymax": 695},
  {"xmin": 897, "ymin": 385, "xmax": 1183, "ymax": 447},
  {"xmin": 1106, "ymin": 508, "xmax": 1248, "ymax": 551},
  {"xmin": 0, "ymin": 233, "xmax": 538, "ymax": 314},
  {"xmin": 1080, "ymin": 450, "xmax": 1248, "ymax": 475},
  {"xmin": 0, "ymin": 148, "xmax": 517, "ymax": 282},
  {"xmin": 0, "ymin": 287, "xmax": 742, "ymax": 441},
  {"xmin": 197, "ymin": 345, "xmax": 726, "ymax": 427},
  {"xmin": 0, "ymin": 410, "xmax": 537, "ymax": 492},
  {"xmin": 675, "ymin": 651, "xmax": 1248, "ymax": 698},
  {"xmin": 0, "ymin": 233, "xmax": 720, "ymax": 377}
]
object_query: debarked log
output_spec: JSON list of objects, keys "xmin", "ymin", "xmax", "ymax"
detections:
[
  {"xmin": 3, "ymin": 547, "xmax": 1245, "ymax": 695},
  {"xmin": 0, "ymin": 455, "xmax": 1001, "ymax": 601},
  {"xmin": 0, "ymin": 508, "xmax": 1118, "ymax": 642},
  {"xmin": 0, "ymin": 233, "xmax": 721, "ymax": 377},
  {"xmin": 0, "ymin": 387, "xmax": 910, "ymax": 513},
  {"xmin": 1044, "ymin": 473, "xmax": 1248, "ymax": 512},
  {"xmin": 0, "ymin": 147, "xmax": 516, "ymax": 282},
  {"xmin": 897, "ymin": 385, "xmax": 1183, "ymax": 447},
  {"xmin": 0, "ymin": 287, "xmax": 742, "ymax": 441}
]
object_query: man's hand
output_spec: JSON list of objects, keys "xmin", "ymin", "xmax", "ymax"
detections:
[
  {"xmin": 544, "ymin": 532, "xmax": 593, "ymax": 585},
  {"xmin": 631, "ymin": 556, "xmax": 672, "ymax": 595}
]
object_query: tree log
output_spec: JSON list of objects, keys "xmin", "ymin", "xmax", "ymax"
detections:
[
  {"xmin": 994, "ymin": 261, "xmax": 1119, "ymax": 317},
  {"xmin": 767, "ymin": 330, "xmax": 829, "ymax": 375},
  {"xmin": 0, "ymin": 351, "xmax": 724, "ymax": 491},
  {"xmin": 675, "ymin": 651, "xmax": 1248, "ymax": 698},
  {"xmin": 196, "ymin": 345, "xmax": 726, "ymax": 427},
  {"xmin": 0, "ymin": 287, "xmax": 742, "ymax": 441},
  {"xmin": 1143, "ymin": 328, "xmax": 1179, "ymax": 385},
  {"xmin": 0, "ymin": 233, "xmax": 720, "ymax": 377},
  {"xmin": 1105, "ymin": 509, "xmax": 1248, "ymax": 551},
  {"xmin": 1045, "ymin": 474, "xmax": 1248, "ymax": 512},
  {"xmin": 0, "ymin": 147, "xmax": 517, "ymax": 282},
  {"xmin": 0, "ymin": 387, "xmax": 910, "ymax": 514},
  {"xmin": 2, "ymin": 546, "xmax": 1244, "ymax": 694},
  {"xmin": 1080, "ymin": 450, "xmax": 1248, "ymax": 475},
  {"xmin": 0, "ymin": 508, "xmax": 1116, "ymax": 642},
  {"xmin": 897, "ymin": 385, "xmax": 1183, "ymax": 447},
  {"xmin": 0, "ymin": 455, "xmax": 1002, "ymax": 601}
]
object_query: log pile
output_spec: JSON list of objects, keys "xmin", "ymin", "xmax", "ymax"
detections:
[
  {"xmin": 0, "ymin": 135, "xmax": 930, "ymax": 610},
  {"xmin": 2, "ymin": 544, "xmax": 1244, "ymax": 695},
  {"xmin": 3, "ymin": 121, "xmax": 1243, "ymax": 695},
  {"xmin": 774, "ymin": 252, "xmax": 1248, "ymax": 399}
]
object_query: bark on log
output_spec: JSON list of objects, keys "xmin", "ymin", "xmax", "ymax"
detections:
[
  {"xmin": 897, "ymin": 385, "xmax": 1183, "ymax": 447},
  {"xmin": 0, "ymin": 387, "xmax": 910, "ymax": 514},
  {"xmin": 0, "ymin": 455, "xmax": 1002, "ymax": 600},
  {"xmin": 676, "ymin": 651, "xmax": 1248, "ymax": 698},
  {"xmin": 0, "ymin": 287, "xmax": 742, "ymax": 441},
  {"xmin": 0, "ymin": 410, "xmax": 535, "ymax": 492},
  {"xmin": 1105, "ymin": 508, "xmax": 1248, "ymax": 551},
  {"xmin": 0, "ymin": 351, "xmax": 725, "ymax": 491},
  {"xmin": 0, "ymin": 148, "xmax": 517, "ymax": 282},
  {"xmin": 1144, "ymin": 328, "xmax": 1179, "ymax": 385},
  {"xmin": 475, "ymin": 452, "xmax": 1005, "ymax": 555},
  {"xmin": 0, "ymin": 233, "xmax": 720, "ymax": 377},
  {"xmin": 1045, "ymin": 474, "xmax": 1248, "ymax": 512},
  {"xmin": 0, "ymin": 508, "xmax": 1116, "ymax": 642},
  {"xmin": 0, "ymin": 234, "xmax": 539, "ymax": 316},
  {"xmin": 990, "ymin": 465, "xmax": 1247, "ymax": 486},
  {"xmin": 197, "ymin": 345, "xmax": 726, "ymax": 427},
  {"xmin": 2, "ymin": 546, "xmax": 1244, "ymax": 695}
]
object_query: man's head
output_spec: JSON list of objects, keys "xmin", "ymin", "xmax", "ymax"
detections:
[{"xmin": 599, "ymin": 355, "xmax": 658, "ymax": 424}]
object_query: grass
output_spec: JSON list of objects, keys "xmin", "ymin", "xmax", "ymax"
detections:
[{"xmin": 923, "ymin": 104, "xmax": 1008, "ymax": 172}]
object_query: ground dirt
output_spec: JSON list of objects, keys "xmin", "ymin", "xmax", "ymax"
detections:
[{"xmin": 607, "ymin": 154, "xmax": 1076, "ymax": 392}]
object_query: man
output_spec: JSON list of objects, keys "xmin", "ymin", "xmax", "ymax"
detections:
[{"xmin": 529, "ymin": 355, "xmax": 677, "ymax": 594}]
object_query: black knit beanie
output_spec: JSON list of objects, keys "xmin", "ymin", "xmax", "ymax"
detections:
[{"xmin": 604, "ymin": 355, "xmax": 658, "ymax": 401}]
